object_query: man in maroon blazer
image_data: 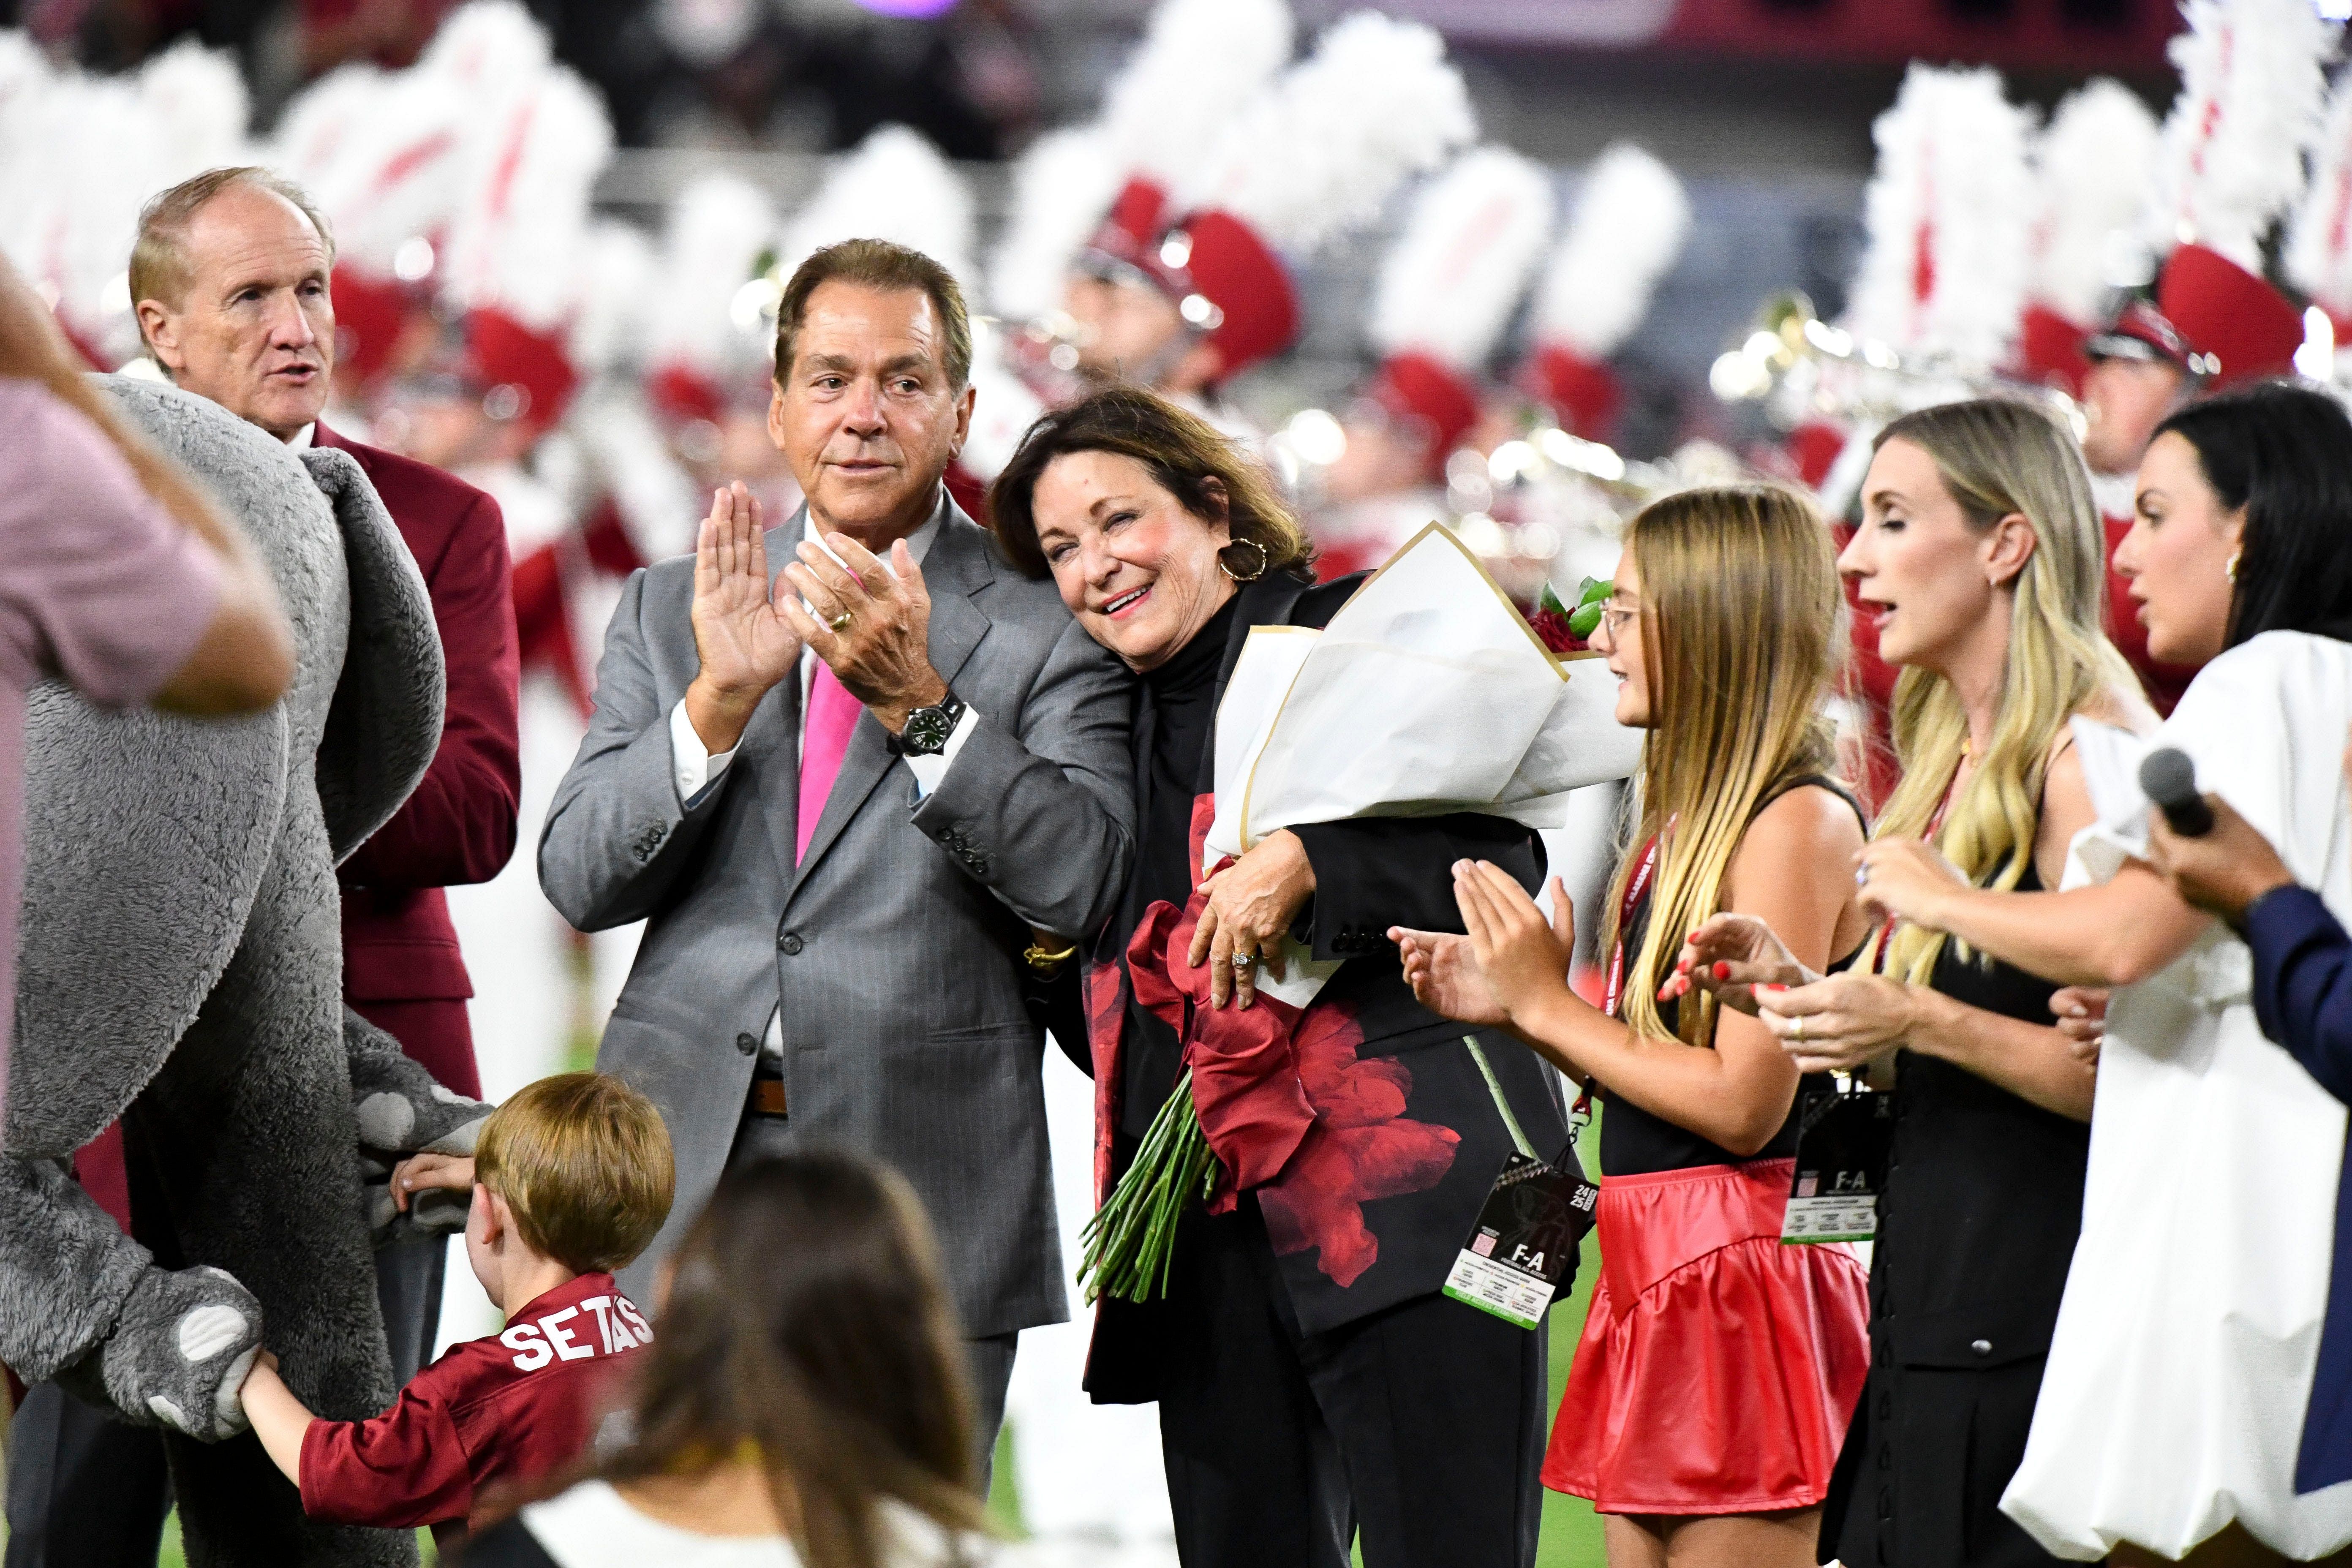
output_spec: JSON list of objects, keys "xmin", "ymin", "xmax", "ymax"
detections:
[{"xmin": 4, "ymin": 166, "xmax": 519, "ymax": 1568}]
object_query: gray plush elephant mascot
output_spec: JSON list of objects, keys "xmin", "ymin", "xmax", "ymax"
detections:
[{"xmin": 0, "ymin": 379, "xmax": 493, "ymax": 1567}]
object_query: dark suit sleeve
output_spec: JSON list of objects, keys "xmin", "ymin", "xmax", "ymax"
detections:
[
  {"xmin": 2246, "ymin": 885, "xmax": 2352, "ymax": 1107},
  {"xmin": 339, "ymin": 489, "xmax": 522, "ymax": 890},
  {"xmin": 910, "ymin": 615, "xmax": 1136, "ymax": 940},
  {"xmin": 1288, "ymin": 814, "xmax": 1546, "ymax": 962}
]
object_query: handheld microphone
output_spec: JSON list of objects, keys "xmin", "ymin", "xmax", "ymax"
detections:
[{"xmin": 2140, "ymin": 747, "xmax": 2215, "ymax": 837}]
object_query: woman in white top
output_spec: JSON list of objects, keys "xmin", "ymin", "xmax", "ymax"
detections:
[
  {"xmin": 1845, "ymin": 380, "xmax": 2352, "ymax": 1565},
  {"xmin": 455, "ymin": 1152, "xmax": 1053, "ymax": 1568}
]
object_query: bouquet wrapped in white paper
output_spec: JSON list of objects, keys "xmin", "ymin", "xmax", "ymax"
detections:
[
  {"xmin": 1083, "ymin": 523, "xmax": 1640, "ymax": 1302},
  {"xmin": 1211, "ymin": 522, "xmax": 1639, "ymax": 1008}
]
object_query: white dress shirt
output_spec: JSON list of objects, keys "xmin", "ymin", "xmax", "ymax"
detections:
[
  {"xmin": 285, "ymin": 423, "xmax": 316, "ymax": 450},
  {"xmin": 664, "ymin": 499, "xmax": 979, "ymax": 1069}
]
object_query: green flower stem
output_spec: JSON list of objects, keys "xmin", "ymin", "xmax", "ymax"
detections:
[{"xmin": 1080, "ymin": 1070, "xmax": 1220, "ymax": 1304}]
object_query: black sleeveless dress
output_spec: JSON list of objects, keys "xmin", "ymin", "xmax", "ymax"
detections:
[
  {"xmin": 1603, "ymin": 774, "xmax": 1860, "ymax": 1177},
  {"xmin": 1821, "ymin": 860, "xmax": 2092, "ymax": 1568}
]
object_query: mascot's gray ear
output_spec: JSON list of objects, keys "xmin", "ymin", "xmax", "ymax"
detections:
[
  {"xmin": 7, "ymin": 381, "xmax": 294, "ymax": 1159},
  {"xmin": 301, "ymin": 446, "xmax": 443, "ymax": 864}
]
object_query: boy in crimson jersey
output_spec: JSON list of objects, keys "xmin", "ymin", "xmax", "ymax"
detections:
[{"xmin": 239, "ymin": 1073, "xmax": 675, "ymax": 1543}]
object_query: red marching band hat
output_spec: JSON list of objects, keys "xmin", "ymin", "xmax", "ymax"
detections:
[
  {"xmin": 2085, "ymin": 243, "xmax": 2306, "ymax": 389},
  {"xmin": 1516, "ymin": 344, "xmax": 1623, "ymax": 444},
  {"xmin": 457, "ymin": 305, "xmax": 581, "ymax": 433},
  {"xmin": 1081, "ymin": 181, "xmax": 1304, "ymax": 384},
  {"xmin": 1364, "ymin": 351, "xmax": 1481, "ymax": 467},
  {"xmin": 2014, "ymin": 302, "xmax": 2095, "ymax": 400}
]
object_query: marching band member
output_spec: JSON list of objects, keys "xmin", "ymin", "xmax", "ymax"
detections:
[
  {"xmin": 1309, "ymin": 144, "xmax": 1556, "ymax": 577},
  {"xmin": 2076, "ymin": 0, "xmax": 2328, "ymax": 716},
  {"xmin": 1062, "ymin": 11, "xmax": 1473, "ymax": 445},
  {"xmin": 1511, "ymin": 142, "xmax": 1690, "ymax": 455}
]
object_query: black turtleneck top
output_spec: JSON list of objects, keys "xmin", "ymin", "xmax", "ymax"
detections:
[{"xmin": 1119, "ymin": 595, "xmax": 1239, "ymax": 1136}]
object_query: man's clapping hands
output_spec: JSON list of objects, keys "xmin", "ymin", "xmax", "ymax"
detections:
[
  {"xmin": 685, "ymin": 483, "xmax": 802, "ymax": 754},
  {"xmin": 682, "ymin": 480, "xmax": 952, "ymax": 754}
]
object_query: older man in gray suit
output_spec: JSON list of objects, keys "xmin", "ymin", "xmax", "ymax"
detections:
[{"xmin": 539, "ymin": 238, "xmax": 1132, "ymax": 1451}]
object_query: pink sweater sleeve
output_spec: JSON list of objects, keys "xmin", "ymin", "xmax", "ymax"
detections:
[{"xmin": 0, "ymin": 380, "xmax": 222, "ymax": 704}]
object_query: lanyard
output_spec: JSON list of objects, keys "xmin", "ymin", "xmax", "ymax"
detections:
[
  {"xmin": 1575, "ymin": 828, "xmax": 1666, "ymax": 1140},
  {"xmin": 1601, "ymin": 831, "xmax": 1663, "ymax": 1019}
]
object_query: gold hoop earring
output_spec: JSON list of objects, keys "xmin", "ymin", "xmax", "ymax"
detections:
[
  {"xmin": 2226, "ymin": 550, "xmax": 2241, "ymax": 584},
  {"xmin": 1217, "ymin": 536, "xmax": 1269, "ymax": 583}
]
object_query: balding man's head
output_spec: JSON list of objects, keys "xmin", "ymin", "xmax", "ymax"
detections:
[{"xmin": 132, "ymin": 168, "xmax": 338, "ymax": 441}]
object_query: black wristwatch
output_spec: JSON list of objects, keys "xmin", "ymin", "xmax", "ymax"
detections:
[{"xmin": 889, "ymin": 690, "xmax": 967, "ymax": 757}]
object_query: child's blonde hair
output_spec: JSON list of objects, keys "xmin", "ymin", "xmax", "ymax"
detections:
[{"xmin": 475, "ymin": 1073, "xmax": 675, "ymax": 1274}]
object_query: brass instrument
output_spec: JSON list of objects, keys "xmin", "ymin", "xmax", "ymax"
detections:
[{"xmin": 1711, "ymin": 290, "xmax": 2085, "ymax": 439}]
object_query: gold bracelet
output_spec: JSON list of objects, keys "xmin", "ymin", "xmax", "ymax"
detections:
[{"xmin": 1024, "ymin": 940, "xmax": 1080, "ymax": 976}]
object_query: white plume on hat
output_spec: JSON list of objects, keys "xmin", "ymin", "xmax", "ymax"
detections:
[
  {"xmin": 1845, "ymin": 63, "xmax": 2034, "ymax": 371},
  {"xmin": 985, "ymin": 124, "xmax": 1119, "ymax": 322},
  {"xmin": 418, "ymin": 0, "xmax": 553, "ymax": 92},
  {"xmin": 2026, "ymin": 79, "xmax": 2161, "ymax": 326},
  {"xmin": 2146, "ymin": 0, "xmax": 2338, "ymax": 272},
  {"xmin": 271, "ymin": 63, "xmax": 469, "ymax": 277},
  {"xmin": 1180, "ymin": 11, "xmax": 1475, "ymax": 257},
  {"xmin": 0, "ymin": 35, "xmax": 61, "ymax": 294},
  {"xmin": 135, "ymin": 39, "xmax": 249, "ymax": 171},
  {"xmin": 1367, "ymin": 145, "xmax": 1554, "ymax": 370},
  {"xmin": 569, "ymin": 218, "xmax": 657, "ymax": 376},
  {"xmin": 777, "ymin": 124, "xmax": 977, "ymax": 290},
  {"xmin": 1101, "ymin": 0, "xmax": 1291, "ymax": 201},
  {"xmin": 1530, "ymin": 141, "xmax": 1689, "ymax": 361},
  {"xmin": 0, "ymin": 35, "xmax": 253, "ymax": 362},
  {"xmin": 962, "ymin": 315, "xmax": 1047, "ymax": 482},
  {"xmin": 647, "ymin": 172, "xmax": 779, "ymax": 381},
  {"xmin": 984, "ymin": 0, "xmax": 1289, "ymax": 323},
  {"xmin": 2284, "ymin": 66, "xmax": 2352, "ymax": 320},
  {"xmin": 436, "ymin": 50, "xmax": 614, "ymax": 331}
]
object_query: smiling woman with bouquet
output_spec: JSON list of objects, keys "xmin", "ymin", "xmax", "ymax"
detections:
[
  {"xmin": 987, "ymin": 385, "xmax": 1611, "ymax": 1568},
  {"xmin": 1398, "ymin": 484, "xmax": 1876, "ymax": 1567}
]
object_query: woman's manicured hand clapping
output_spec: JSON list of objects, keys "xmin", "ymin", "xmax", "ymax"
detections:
[{"xmin": 1670, "ymin": 912, "xmax": 1821, "ymax": 1015}]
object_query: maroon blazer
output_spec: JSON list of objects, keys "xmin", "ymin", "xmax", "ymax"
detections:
[{"xmin": 318, "ymin": 422, "xmax": 520, "ymax": 1097}]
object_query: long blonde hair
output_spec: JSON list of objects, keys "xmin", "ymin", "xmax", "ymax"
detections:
[
  {"xmin": 1863, "ymin": 399, "xmax": 2141, "ymax": 982},
  {"xmin": 1603, "ymin": 484, "xmax": 1845, "ymax": 1047}
]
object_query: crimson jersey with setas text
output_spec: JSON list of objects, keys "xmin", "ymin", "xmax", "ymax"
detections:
[{"xmin": 299, "ymin": 1272, "xmax": 650, "ymax": 1537}]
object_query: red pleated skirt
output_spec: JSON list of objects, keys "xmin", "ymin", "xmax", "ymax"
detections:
[{"xmin": 1542, "ymin": 1157, "xmax": 1871, "ymax": 1515}]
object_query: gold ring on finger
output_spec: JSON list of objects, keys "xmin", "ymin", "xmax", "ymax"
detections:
[
  {"xmin": 827, "ymin": 611, "xmax": 854, "ymax": 633},
  {"xmin": 1792, "ymin": 1015, "xmax": 1806, "ymax": 1044}
]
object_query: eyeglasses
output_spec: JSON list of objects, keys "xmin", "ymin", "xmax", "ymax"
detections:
[{"xmin": 1599, "ymin": 601, "xmax": 1643, "ymax": 637}]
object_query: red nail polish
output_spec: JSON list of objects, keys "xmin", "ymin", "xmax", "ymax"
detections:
[{"xmin": 1713, "ymin": 962, "xmax": 1731, "ymax": 980}]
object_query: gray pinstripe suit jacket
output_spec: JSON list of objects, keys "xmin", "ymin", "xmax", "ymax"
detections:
[{"xmin": 538, "ymin": 500, "xmax": 1134, "ymax": 1337}]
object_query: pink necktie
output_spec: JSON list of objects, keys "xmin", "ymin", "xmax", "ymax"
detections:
[{"xmin": 796, "ymin": 662, "xmax": 862, "ymax": 863}]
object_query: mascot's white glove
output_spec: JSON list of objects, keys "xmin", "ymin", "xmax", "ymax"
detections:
[
  {"xmin": 58, "ymin": 1264, "xmax": 264, "ymax": 1440},
  {"xmin": 344, "ymin": 1009, "xmax": 493, "ymax": 1246}
]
